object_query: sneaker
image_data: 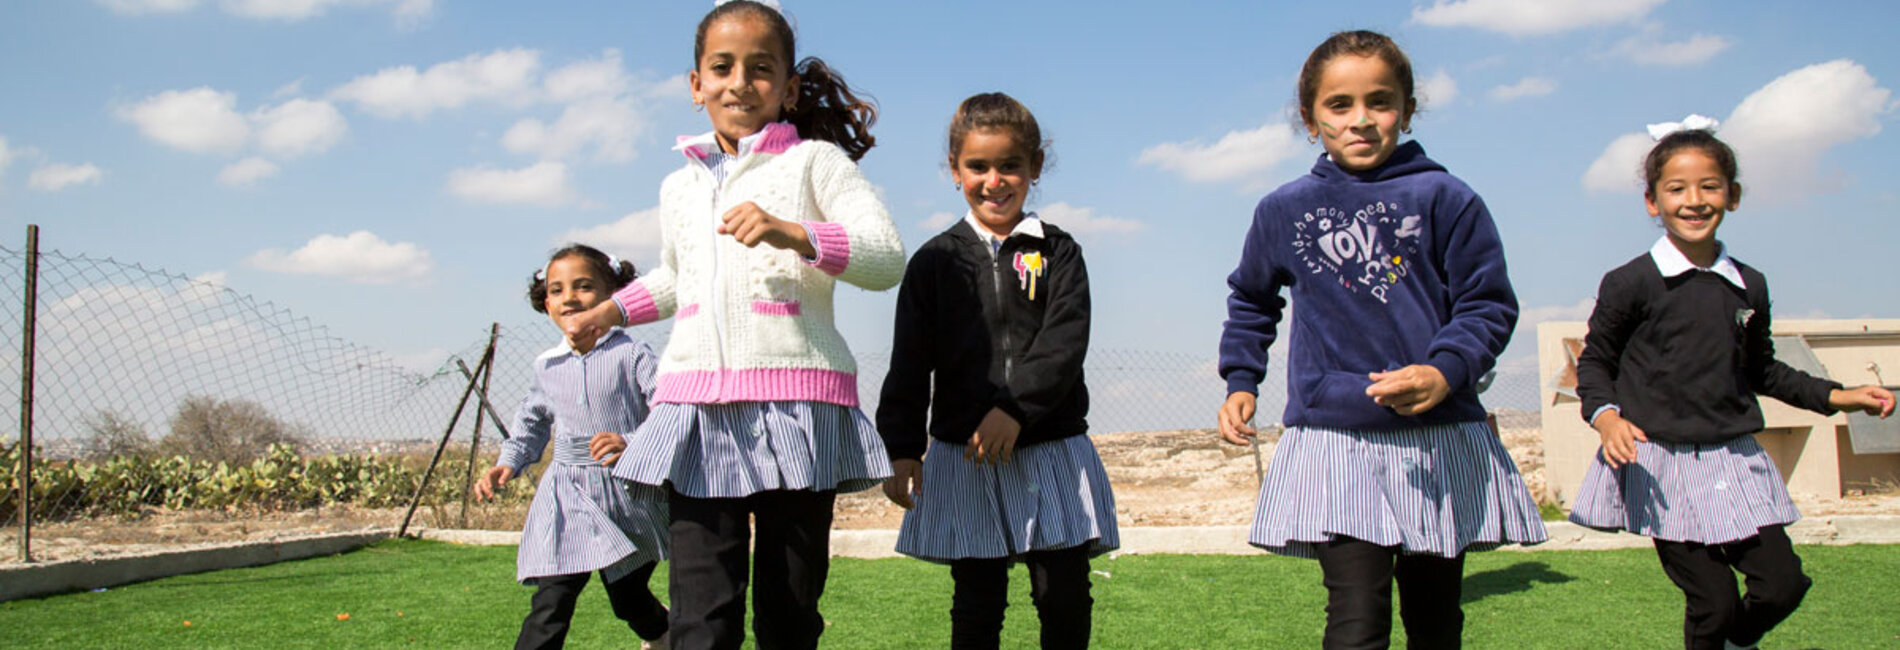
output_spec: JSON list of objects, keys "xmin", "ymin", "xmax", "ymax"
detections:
[{"xmin": 641, "ymin": 631, "xmax": 671, "ymax": 650}]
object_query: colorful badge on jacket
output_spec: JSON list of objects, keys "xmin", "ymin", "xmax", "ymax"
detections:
[{"xmin": 1014, "ymin": 251, "xmax": 1045, "ymax": 300}]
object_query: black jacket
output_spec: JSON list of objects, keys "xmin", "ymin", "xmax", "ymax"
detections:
[
  {"xmin": 1577, "ymin": 254, "xmax": 1840, "ymax": 445},
  {"xmin": 876, "ymin": 218, "xmax": 1091, "ymax": 461}
]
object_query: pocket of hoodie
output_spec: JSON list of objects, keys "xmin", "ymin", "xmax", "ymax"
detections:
[{"xmin": 1301, "ymin": 370, "xmax": 1376, "ymax": 412}]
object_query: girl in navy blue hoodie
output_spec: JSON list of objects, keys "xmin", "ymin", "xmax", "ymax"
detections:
[
  {"xmin": 1216, "ymin": 30, "xmax": 1546, "ymax": 648},
  {"xmin": 878, "ymin": 92, "xmax": 1117, "ymax": 650}
]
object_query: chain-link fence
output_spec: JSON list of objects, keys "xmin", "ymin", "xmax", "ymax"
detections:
[{"xmin": 0, "ymin": 239, "xmax": 1545, "ymax": 564}]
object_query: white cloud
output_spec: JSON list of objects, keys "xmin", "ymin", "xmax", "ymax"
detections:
[
  {"xmin": 1722, "ymin": 59, "xmax": 1891, "ymax": 201},
  {"xmin": 1412, "ymin": 0, "xmax": 1664, "ymax": 36},
  {"xmin": 1419, "ymin": 69, "xmax": 1459, "ymax": 110},
  {"xmin": 1036, "ymin": 202, "xmax": 1145, "ymax": 235},
  {"xmin": 28, "ymin": 163, "xmax": 105, "ymax": 192},
  {"xmin": 246, "ymin": 230, "xmax": 434, "ymax": 284},
  {"xmin": 1612, "ymin": 33, "xmax": 1732, "ymax": 67},
  {"xmin": 330, "ymin": 48, "xmax": 542, "ymax": 119},
  {"xmin": 218, "ymin": 0, "xmax": 432, "ymax": 21},
  {"xmin": 1488, "ymin": 76, "xmax": 1557, "ymax": 102},
  {"xmin": 1581, "ymin": 133, "xmax": 1654, "ymax": 193},
  {"xmin": 251, "ymin": 98, "xmax": 348, "ymax": 159},
  {"xmin": 919, "ymin": 211, "xmax": 959, "ymax": 231},
  {"xmin": 1579, "ymin": 59, "xmax": 1892, "ymax": 201},
  {"xmin": 555, "ymin": 207, "xmax": 664, "ymax": 265},
  {"xmin": 0, "ymin": 136, "xmax": 13, "ymax": 182},
  {"xmin": 218, "ymin": 157, "xmax": 281, "ymax": 186},
  {"xmin": 446, "ymin": 162, "xmax": 577, "ymax": 206},
  {"xmin": 543, "ymin": 48, "xmax": 631, "ymax": 104},
  {"xmin": 117, "ymin": 87, "xmax": 251, "ymax": 155},
  {"xmin": 1137, "ymin": 122, "xmax": 1304, "ymax": 188},
  {"xmin": 502, "ymin": 97, "xmax": 642, "ymax": 162},
  {"xmin": 94, "ymin": 0, "xmax": 200, "ymax": 13}
]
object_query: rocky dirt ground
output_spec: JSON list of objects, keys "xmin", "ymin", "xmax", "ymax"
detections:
[{"xmin": 7, "ymin": 427, "xmax": 1897, "ymax": 564}]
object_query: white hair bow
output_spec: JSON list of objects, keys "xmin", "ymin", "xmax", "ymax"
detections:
[
  {"xmin": 1646, "ymin": 114, "xmax": 1720, "ymax": 141},
  {"xmin": 714, "ymin": 0, "xmax": 783, "ymax": 13},
  {"xmin": 606, "ymin": 254, "xmax": 623, "ymax": 271}
]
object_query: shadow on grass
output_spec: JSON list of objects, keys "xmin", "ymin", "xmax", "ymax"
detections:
[{"xmin": 1461, "ymin": 561, "xmax": 1574, "ymax": 605}]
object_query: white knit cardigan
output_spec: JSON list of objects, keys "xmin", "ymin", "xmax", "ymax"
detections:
[{"xmin": 611, "ymin": 123, "xmax": 904, "ymax": 407}]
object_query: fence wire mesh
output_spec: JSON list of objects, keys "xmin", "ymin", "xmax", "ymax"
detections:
[{"xmin": 0, "ymin": 244, "xmax": 1544, "ymax": 563}]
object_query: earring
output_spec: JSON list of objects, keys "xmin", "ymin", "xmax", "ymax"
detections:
[
  {"xmin": 954, "ymin": 182, "xmax": 962, "ymax": 190},
  {"xmin": 693, "ymin": 102, "xmax": 705, "ymax": 113},
  {"xmin": 1306, "ymin": 133, "xmax": 1318, "ymax": 144},
  {"xmin": 1031, "ymin": 179, "xmax": 1039, "ymax": 187},
  {"xmin": 1401, "ymin": 125, "xmax": 1412, "ymax": 134}
]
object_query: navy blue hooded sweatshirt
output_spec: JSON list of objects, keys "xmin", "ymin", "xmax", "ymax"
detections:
[{"xmin": 1219, "ymin": 141, "xmax": 1517, "ymax": 430}]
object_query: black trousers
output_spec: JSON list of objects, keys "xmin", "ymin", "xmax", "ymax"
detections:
[
  {"xmin": 514, "ymin": 561, "xmax": 668, "ymax": 650},
  {"xmin": 1653, "ymin": 525, "xmax": 1810, "ymax": 650},
  {"xmin": 1311, "ymin": 537, "xmax": 1466, "ymax": 650},
  {"xmin": 668, "ymin": 488, "xmax": 837, "ymax": 650},
  {"xmin": 948, "ymin": 545, "xmax": 1095, "ymax": 650}
]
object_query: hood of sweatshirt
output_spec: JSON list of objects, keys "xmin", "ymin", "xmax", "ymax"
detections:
[{"xmin": 1309, "ymin": 140, "xmax": 1444, "ymax": 184}]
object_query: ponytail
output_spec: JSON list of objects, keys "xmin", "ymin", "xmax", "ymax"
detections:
[{"xmin": 790, "ymin": 58, "xmax": 878, "ymax": 161}]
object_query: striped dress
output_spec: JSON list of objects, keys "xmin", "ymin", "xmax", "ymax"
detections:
[
  {"xmin": 1568, "ymin": 436, "xmax": 1798, "ymax": 545},
  {"xmin": 499, "ymin": 330, "xmax": 670, "ymax": 585},
  {"xmin": 895, "ymin": 436, "xmax": 1120, "ymax": 563},
  {"xmin": 1249, "ymin": 421, "xmax": 1548, "ymax": 558}
]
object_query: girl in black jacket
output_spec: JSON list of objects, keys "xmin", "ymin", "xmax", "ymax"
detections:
[{"xmin": 876, "ymin": 92, "xmax": 1118, "ymax": 650}]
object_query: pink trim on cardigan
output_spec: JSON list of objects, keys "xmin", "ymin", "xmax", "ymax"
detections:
[
  {"xmin": 612, "ymin": 282, "xmax": 661, "ymax": 325},
  {"xmin": 753, "ymin": 122, "xmax": 802, "ymax": 154},
  {"xmin": 803, "ymin": 220, "xmax": 851, "ymax": 276},
  {"xmin": 677, "ymin": 303, "xmax": 700, "ymax": 319},
  {"xmin": 652, "ymin": 368, "xmax": 859, "ymax": 407},
  {"xmin": 750, "ymin": 300, "xmax": 800, "ymax": 316}
]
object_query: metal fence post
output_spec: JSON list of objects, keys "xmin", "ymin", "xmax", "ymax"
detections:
[
  {"xmin": 457, "ymin": 323, "xmax": 499, "ymax": 528},
  {"xmin": 17, "ymin": 225, "xmax": 38, "ymax": 563},
  {"xmin": 399, "ymin": 327, "xmax": 499, "ymax": 538}
]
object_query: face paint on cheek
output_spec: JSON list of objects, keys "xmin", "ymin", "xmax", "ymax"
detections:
[{"xmin": 1318, "ymin": 121, "xmax": 1342, "ymax": 138}]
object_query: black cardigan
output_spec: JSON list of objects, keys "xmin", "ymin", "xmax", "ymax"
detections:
[
  {"xmin": 1576, "ymin": 254, "xmax": 1839, "ymax": 445},
  {"xmin": 876, "ymin": 219, "xmax": 1091, "ymax": 462}
]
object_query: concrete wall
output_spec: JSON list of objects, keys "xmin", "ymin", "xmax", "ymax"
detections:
[{"xmin": 1540, "ymin": 319, "xmax": 1900, "ymax": 507}]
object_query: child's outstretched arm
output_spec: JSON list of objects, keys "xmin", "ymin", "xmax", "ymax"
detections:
[
  {"xmin": 478, "ymin": 375, "xmax": 554, "ymax": 499},
  {"xmin": 1576, "ymin": 269, "xmax": 1644, "ymax": 466},
  {"xmin": 1830, "ymin": 385, "xmax": 1896, "ymax": 417},
  {"xmin": 1742, "ymin": 284, "xmax": 1869, "ymax": 416},
  {"xmin": 875, "ymin": 249, "xmax": 939, "ymax": 505},
  {"xmin": 1413, "ymin": 193, "xmax": 1517, "ymax": 407},
  {"xmin": 1218, "ymin": 202, "xmax": 1290, "ymax": 445},
  {"xmin": 802, "ymin": 143, "xmax": 904, "ymax": 291}
]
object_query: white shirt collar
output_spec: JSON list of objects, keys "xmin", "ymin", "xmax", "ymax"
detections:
[
  {"xmin": 1648, "ymin": 236, "xmax": 1745, "ymax": 289},
  {"xmin": 539, "ymin": 327, "xmax": 628, "ymax": 361},
  {"xmin": 673, "ymin": 129, "xmax": 769, "ymax": 160},
  {"xmin": 962, "ymin": 210, "xmax": 1045, "ymax": 244}
]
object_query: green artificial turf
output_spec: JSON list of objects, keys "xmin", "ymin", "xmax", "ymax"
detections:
[{"xmin": 3, "ymin": 539, "xmax": 1897, "ymax": 648}]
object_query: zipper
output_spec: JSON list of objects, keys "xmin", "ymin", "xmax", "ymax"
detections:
[
  {"xmin": 704, "ymin": 161, "xmax": 730, "ymax": 379},
  {"xmin": 990, "ymin": 238, "xmax": 1014, "ymax": 384}
]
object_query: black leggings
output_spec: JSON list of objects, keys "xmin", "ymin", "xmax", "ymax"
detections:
[
  {"xmin": 666, "ymin": 488, "xmax": 837, "ymax": 650},
  {"xmin": 948, "ymin": 545, "xmax": 1094, "ymax": 650},
  {"xmin": 1653, "ymin": 525, "xmax": 1810, "ymax": 650},
  {"xmin": 1311, "ymin": 537, "xmax": 1466, "ymax": 650},
  {"xmin": 514, "ymin": 561, "xmax": 668, "ymax": 650}
]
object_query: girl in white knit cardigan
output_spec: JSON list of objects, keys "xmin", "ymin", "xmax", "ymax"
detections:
[{"xmin": 563, "ymin": 2, "xmax": 902, "ymax": 648}]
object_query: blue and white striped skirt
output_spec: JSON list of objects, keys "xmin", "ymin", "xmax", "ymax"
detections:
[
  {"xmin": 612, "ymin": 401, "xmax": 891, "ymax": 499},
  {"xmin": 894, "ymin": 435, "xmax": 1120, "ymax": 563},
  {"xmin": 1249, "ymin": 421, "xmax": 1548, "ymax": 559},
  {"xmin": 1568, "ymin": 435, "xmax": 1798, "ymax": 545},
  {"xmin": 516, "ymin": 460, "xmax": 670, "ymax": 585}
]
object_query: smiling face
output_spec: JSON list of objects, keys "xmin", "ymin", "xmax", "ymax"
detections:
[
  {"xmin": 543, "ymin": 255, "xmax": 610, "ymax": 348},
  {"xmin": 951, "ymin": 129, "xmax": 1041, "ymax": 239},
  {"xmin": 1646, "ymin": 148, "xmax": 1739, "ymax": 264},
  {"xmin": 1306, "ymin": 54, "xmax": 1414, "ymax": 172},
  {"xmin": 690, "ymin": 14, "xmax": 797, "ymax": 154}
]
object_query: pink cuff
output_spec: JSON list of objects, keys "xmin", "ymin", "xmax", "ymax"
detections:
[
  {"xmin": 803, "ymin": 221, "xmax": 851, "ymax": 276},
  {"xmin": 613, "ymin": 282, "xmax": 660, "ymax": 325}
]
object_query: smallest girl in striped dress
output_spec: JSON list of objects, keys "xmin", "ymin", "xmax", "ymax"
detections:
[
  {"xmin": 878, "ymin": 92, "xmax": 1118, "ymax": 650},
  {"xmin": 475, "ymin": 244, "xmax": 672, "ymax": 650},
  {"xmin": 1570, "ymin": 120, "xmax": 1894, "ymax": 650}
]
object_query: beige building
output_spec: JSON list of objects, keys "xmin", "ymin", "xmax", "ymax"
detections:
[{"xmin": 1539, "ymin": 319, "xmax": 1900, "ymax": 507}]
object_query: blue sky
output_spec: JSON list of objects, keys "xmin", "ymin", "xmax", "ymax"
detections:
[{"xmin": 2, "ymin": 0, "xmax": 1897, "ymax": 383}]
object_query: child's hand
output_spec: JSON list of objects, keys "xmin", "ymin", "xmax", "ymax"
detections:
[
  {"xmin": 589, "ymin": 432, "xmax": 627, "ymax": 466},
  {"xmin": 1591, "ymin": 410, "xmax": 1648, "ymax": 468},
  {"xmin": 563, "ymin": 300, "xmax": 623, "ymax": 345},
  {"xmin": 1218, "ymin": 392, "xmax": 1258, "ymax": 446},
  {"xmin": 1830, "ymin": 385, "xmax": 1896, "ymax": 418},
  {"xmin": 1367, "ymin": 365, "xmax": 1451, "ymax": 416},
  {"xmin": 474, "ymin": 466, "xmax": 514, "ymax": 502},
  {"xmin": 720, "ymin": 202, "xmax": 818, "ymax": 258},
  {"xmin": 884, "ymin": 458, "xmax": 922, "ymax": 509},
  {"xmin": 965, "ymin": 408, "xmax": 1022, "ymax": 464}
]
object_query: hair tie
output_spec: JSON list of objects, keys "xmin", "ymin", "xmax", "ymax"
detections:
[
  {"xmin": 714, "ymin": 0, "xmax": 782, "ymax": 14},
  {"xmin": 1646, "ymin": 114, "xmax": 1720, "ymax": 141},
  {"xmin": 533, "ymin": 268, "xmax": 545, "ymax": 282},
  {"xmin": 606, "ymin": 254, "xmax": 624, "ymax": 271}
]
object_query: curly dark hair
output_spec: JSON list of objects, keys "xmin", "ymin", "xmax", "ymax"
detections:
[{"xmin": 527, "ymin": 244, "xmax": 638, "ymax": 314}]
